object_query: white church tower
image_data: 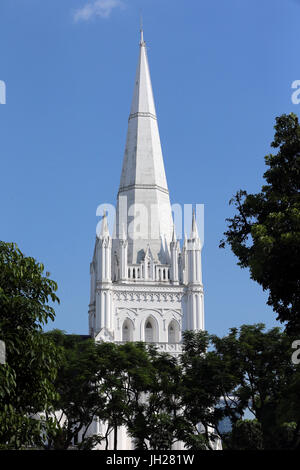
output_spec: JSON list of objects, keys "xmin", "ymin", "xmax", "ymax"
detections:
[{"xmin": 88, "ymin": 29, "xmax": 204, "ymax": 355}]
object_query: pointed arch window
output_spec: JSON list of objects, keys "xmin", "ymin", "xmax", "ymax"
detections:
[
  {"xmin": 168, "ymin": 320, "xmax": 179, "ymax": 343},
  {"xmin": 145, "ymin": 320, "xmax": 154, "ymax": 343},
  {"xmin": 168, "ymin": 325, "xmax": 175, "ymax": 343},
  {"xmin": 122, "ymin": 319, "xmax": 133, "ymax": 342}
]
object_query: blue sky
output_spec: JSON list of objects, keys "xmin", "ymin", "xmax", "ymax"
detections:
[{"xmin": 0, "ymin": 0, "xmax": 299, "ymax": 337}]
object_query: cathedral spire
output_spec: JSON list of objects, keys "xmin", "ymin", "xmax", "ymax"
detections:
[
  {"xmin": 127, "ymin": 29, "xmax": 158, "ymax": 133},
  {"xmin": 116, "ymin": 29, "xmax": 173, "ymax": 264}
]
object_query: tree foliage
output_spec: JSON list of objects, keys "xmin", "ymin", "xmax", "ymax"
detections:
[
  {"xmin": 181, "ymin": 326, "xmax": 300, "ymax": 450},
  {"xmin": 0, "ymin": 241, "xmax": 60, "ymax": 449},
  {"xmin": 124, "ymin": 344, "xmax": 184, "ymax": 450},
  {"xmin": 225, "ymin": 419, "xmax": 263, "ymax": 450},
  {"xmin": 41, "ymin": 337, "xmax": 185, "ymax": 450},
  {"xmin": 179, "ymin": 330, "xmax": 225, "ymax": 450},
  {"xmin": 211, "ymin": 325, "xmax": 294, "ymax": 424},
  {"xmin": 42, "ymin": 330, "xmax": 105, "ymax": 450},
  {"xmin": 220, "ymin": 113, "xmax": 300, "ymax": 333},
  {"xmin": 43, "ymin": 326, "xmax": 300, "ymax": 450}
]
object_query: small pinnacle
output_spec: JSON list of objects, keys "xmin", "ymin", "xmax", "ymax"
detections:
[
  {"xmin": 172, "ymin": 224, "xmax": 177, "ymax": 242},
  {"xmin": 100, "ymin": 210, "xmax": 110, "ymax": 238},
  {"xmin": 190, "ymin": 208, "xmax": 199, "ymax": 239}
]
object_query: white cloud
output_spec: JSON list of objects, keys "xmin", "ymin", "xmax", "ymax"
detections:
[{"xmin": 73, "ymin": 0, "xmax": 124, "ymax": 22}]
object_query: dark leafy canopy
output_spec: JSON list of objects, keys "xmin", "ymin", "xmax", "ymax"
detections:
[
  {"xmin": 0, "ymin": 241, "xmax": 61, "ymax": 449},
  {"xmin": 93, "ymin": 341, "xmax": 184, "ymax": 451},
  {"xmin": 225, "ymin": 419, "xmax": 263, "ymax": 450},
  {"xmin": 124, "ymin": 344, "xmax": 184, "ymax": 451},
  {"xmin": 179, "ymin": 330, "xmax": 225, "ymax": 450},
  {"xmin": 39, "ymin": 327, "xmax": 300, "ymax": 450},
  {"xmin": 220, "ymin": 113, "xmax": 300, "ymax": 334},
  {"xmin": 4, "ymin": 321, "xmax": 298, "ymax": 450},
  {"xmin": 181, "ymin": 326, "xmax": 300, "ymax": 450},
  {"xmin": 42, "ymin": 337, "xmax": 185, "ymax": 451},
  {"xmin": 93, "ymin": 341, "xmax": 140, "ymax": 451},
  {"xmin": 42, "ymin": 330, "xmax": 105, "ymax": 450}
]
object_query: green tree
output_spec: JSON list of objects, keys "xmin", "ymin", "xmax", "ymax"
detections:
[
  {"xmin": 180, "ymin": 330, "xmax": 233, "ymax": 450},
  {"xmin": 93, "ymin": 341, "xmax": 135, "ymax": 450},
  {"xmin": 92, "ymin": 341, "xmax": 184, "ymax": 450},
  {"xmin": 39, "ymin": 337, "xmax": 183, "ymax": 451},
  {"xmin": 211, "ymin": 324, "xmax": 300, "ymax": 449},
  {"xmin": 43, "ymin": 330, "xmax": 105, "ymax": 450},
  {"xmin": 126, "ymin": 345, "xmax": 184, "ymax": 450},
  {"xmin": 225, "ymin": 419, "xmax": 263, "ymax": 450},
  {"xmin": 220, "ymin": 113, "xmax": 300, "ymax": 333},
  {"xmin": 0, "ymin": 241, "xmax": 60, "ymax": 449},
  {"xmin": 180, "ymin": 326, "xmax": 300, "ymax": 450}
]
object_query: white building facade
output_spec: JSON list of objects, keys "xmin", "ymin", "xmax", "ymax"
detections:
[{"xmin": 87, "ymin": 30, "xmax": 205, "ymax": 449}]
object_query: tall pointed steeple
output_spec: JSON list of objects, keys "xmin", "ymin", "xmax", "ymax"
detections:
[
  {"xmin": 116, "ymin": 29, "xmax": 173, "ymax": 264},
  {"xmin": 88, "ymin": 32, "xmax": 207, "ymax": 435}
]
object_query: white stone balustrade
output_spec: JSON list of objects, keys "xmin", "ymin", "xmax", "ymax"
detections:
[{"xmin": 126, "ymin": 263, "xmax": 171, "ymax": 282}]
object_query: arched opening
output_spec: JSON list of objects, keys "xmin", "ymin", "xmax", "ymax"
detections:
[
  {"xmin": 168, "ymin": 325, "xmax": 175, "ymax": 343},
  {"xmin": 168, "ymin": 320, "xmax": 179, "ymax": 343},
  {"xmin": 122, "ymin": 319, "xmax": 133, "ymax": 342},
  {"xmin": 145, "ymin": 320, "xmax": 154, "ymax": 342},
  {"xmin": 143, "ymin": 314, "xmax": 159, "ymax": 343}
]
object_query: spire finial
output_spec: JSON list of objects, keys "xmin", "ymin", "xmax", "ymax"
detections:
[{"xmin": 140, "ymin": 13, "xmax": 145, "ymax": 46}]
